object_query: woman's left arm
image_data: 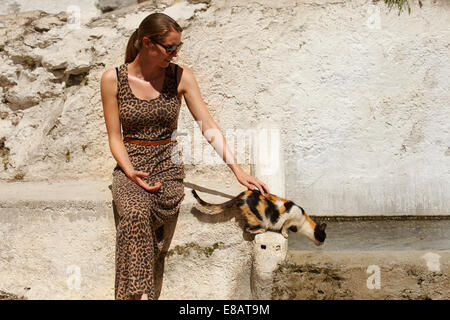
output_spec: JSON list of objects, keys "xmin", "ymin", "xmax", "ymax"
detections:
[{"xmin": 178, "ymin": 65, "xmax": 269, "ymax": 195}]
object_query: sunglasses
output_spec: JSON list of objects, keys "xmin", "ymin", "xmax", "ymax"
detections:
[{"xmin": 148, "ymin": 37, "xmax": 183, "ymax": 54}]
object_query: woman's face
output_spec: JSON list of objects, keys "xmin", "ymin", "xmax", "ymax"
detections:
[{"xmin": 143, "ymin": 30, "xmax": 182, "ymax": 68}]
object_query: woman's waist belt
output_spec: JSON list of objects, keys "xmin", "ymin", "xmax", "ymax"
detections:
[{"xmin": 123, "ymin": 136, "xmax": 172, "ymax": 146}]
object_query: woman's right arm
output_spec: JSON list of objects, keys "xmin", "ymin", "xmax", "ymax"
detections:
[{"xmin": 100, "ymin": 68, "xmax": 161, "ymax": 192}]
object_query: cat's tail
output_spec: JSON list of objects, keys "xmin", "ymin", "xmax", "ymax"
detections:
[{"xmin": 191, "ymin": 189, "xmax": 242, "ymax": 214}]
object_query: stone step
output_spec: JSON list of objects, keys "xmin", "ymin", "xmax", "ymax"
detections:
[{"xmin": 0, "ymin": 177, "xmax": 253, "ymax": 300}]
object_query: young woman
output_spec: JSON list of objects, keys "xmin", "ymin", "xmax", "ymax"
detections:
[{"xmin": 100, "ymin": 12, "xmax": 269, "ymax": 300}]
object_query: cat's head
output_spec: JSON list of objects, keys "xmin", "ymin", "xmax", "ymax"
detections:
[
  {"xmin": 291, "ymin": 214, "xmax": 327, "ymax": 246},
  {"xmin": 313, "ymin": 223, "xmax": 327, "ymax": 246}
]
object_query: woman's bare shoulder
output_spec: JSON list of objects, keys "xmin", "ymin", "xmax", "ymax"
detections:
[
  {"xmin": 175, "ymin": 64, "xmax": 197, "ymax": 93},
  {"xmin": 101, "ymin": 67, "xmax": 118, "ymax": 84},
  {"xmin": 100, "ymin": 67, "xmax": 118, "ymax": 96}
]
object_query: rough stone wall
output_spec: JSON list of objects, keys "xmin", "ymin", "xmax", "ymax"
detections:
[
  {"xmin": 1, "ymin": 0, "xmax": 102, "ymax": 24},
  {"xmin": 0, "ymin": 0, "xmax": 154, "ymax": 17},
  {"xmin": 0, "ymin": 0, "xmax": 449, "ymax": 215},
  {"xmin": 0, "ymin": 1, "xmax": 207, "ymax": 183}
]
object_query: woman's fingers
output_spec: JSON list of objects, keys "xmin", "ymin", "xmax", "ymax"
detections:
[
  {"xmin": 250, "ymin": 180, "xmax": 269, "ymax": 195},
  {"xmin": 135, "ymin": 171, "xmax": 149, "ymax": 177},
  {"xmin": 235, "ymin": 169, "xmax": 270, "ymax": 195},
  {"xmin": 249, "ymin": 183, "xmax": 264, "ymax": 195},
  {"xmin": 148, "ymin": 181, "xmax": 162, "ymax": 191},
  {"xmin": 135, "ymin": 174, "xmax": 161, "ymax": 193},
  {"xmin": 145, "ymin": 182, "xmax": 161, "ymax": 192},
  {"xmin": 257, "ymin": 185, "xmax": 265, "ymax": 195},
  {"xmin": 260, "ymin": 181, "xmax": 269, "ymax": 194}
]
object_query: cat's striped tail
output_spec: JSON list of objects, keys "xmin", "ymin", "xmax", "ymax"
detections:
[{"xmin": 191, "ymin": 189, "xmax": 241, "ymax": 214}]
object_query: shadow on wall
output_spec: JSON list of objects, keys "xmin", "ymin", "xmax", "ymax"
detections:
[{"xmin": 186, "ymin": 180, "xmax": 259, "ymax": 241}]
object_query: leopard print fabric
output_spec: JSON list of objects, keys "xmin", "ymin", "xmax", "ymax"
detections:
[{"xmin": 111, "ymin": 62, "xmax": 185, "ymax": 300}]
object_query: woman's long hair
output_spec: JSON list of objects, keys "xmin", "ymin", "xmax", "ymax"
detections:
[{"xmin": 125, "ymin": 12, "xmax": 182, "ymax": 63}]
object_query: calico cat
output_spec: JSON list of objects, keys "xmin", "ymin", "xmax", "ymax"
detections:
[{"xmin": 191, "ymin": 189, "xmax": 326, "ymax": 246}]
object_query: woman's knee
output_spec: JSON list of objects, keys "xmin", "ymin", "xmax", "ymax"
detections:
[{"xmin": 128, "ymin": 208, "xmax": 152, "ymax": 223}]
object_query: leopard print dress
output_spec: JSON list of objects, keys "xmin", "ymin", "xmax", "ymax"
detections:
[{"xmin": 111, "ymin": 62, "xmax": 185, "ymax": 300}]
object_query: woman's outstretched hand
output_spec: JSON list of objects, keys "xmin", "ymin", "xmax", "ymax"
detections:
[
  {"xmin": 234, "ymin": 169, "xmax": 269, "ymax": 196},
  {"xmin": 127, "ymin": 170, "xmax": 161, "ymax": 193}
]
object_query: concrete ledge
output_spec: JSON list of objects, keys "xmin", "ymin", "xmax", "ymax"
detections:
[
  {"xmin": 0, "ymin": 180, "xmax": 115, "ymax": 299},
  {"xmin": 0, "ymin": 177, "xmax": 253, "ymax": 299}
]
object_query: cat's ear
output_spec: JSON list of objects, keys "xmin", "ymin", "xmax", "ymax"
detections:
[{"xmin": 319, "ymin": 223, "xmax": 327, "ymax": 231}]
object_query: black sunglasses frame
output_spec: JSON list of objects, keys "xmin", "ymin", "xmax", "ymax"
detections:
[{"xmin": 148, "ymin": 37, "xmax": 183, "ymax": 54}]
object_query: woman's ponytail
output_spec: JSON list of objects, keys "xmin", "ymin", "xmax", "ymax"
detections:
[{"xmin": 125, "ymin": 28, "xmax": 140, "ymax": 64}]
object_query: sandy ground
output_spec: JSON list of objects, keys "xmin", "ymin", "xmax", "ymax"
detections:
[
  {"xmin": 0, "ymin": 290, "xmax": 26, "ymax": 300},
  {"xmin": 272, "ymin": 250, "xmax": 450, "ymax": 300}
]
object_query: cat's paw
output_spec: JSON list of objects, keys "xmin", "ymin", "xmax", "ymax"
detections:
[{"xmin": 282, "ymin": 232, "xmax": 289, "ymax": 239}]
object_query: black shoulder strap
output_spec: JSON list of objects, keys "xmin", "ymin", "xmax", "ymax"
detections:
[
  {"xmin": 115, "ymin": 67, "xmax": 119, "ymax": 81},
  {"xmin": 174, "ymin": 64, "xmax": 179, "ymax": 87},
  {"xmin": 115, "ymin": 66, "xmax": 121, "ymax": 93}
]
